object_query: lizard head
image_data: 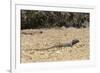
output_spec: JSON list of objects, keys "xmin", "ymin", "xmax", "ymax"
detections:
[{"xmin": 72, "ymin": 39, "xmax": 79, "ymax": 46}]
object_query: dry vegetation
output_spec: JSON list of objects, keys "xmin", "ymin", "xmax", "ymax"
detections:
[{"xmin": 21, "ymin": 27, "xmax": 89, "ymax": 63}]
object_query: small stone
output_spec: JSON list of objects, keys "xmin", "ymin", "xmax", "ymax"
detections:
[{"xmin": 56, "ymin": 51, "xmax": 61, "ymax": 54}]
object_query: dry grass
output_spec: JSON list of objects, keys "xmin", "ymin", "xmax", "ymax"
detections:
[{"xmin": 20, "ymin": 27, "xmax": 89, "ymax": 63}]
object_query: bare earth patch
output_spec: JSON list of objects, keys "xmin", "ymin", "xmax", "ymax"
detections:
[{"xmin": 20, "ymin": 27, "xmax": 89, "ymax": 63}]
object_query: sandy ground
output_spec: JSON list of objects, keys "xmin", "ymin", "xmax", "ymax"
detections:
[{"xmin": 20, "ymin": 27, "xmax": 89, "ymax": 63}]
